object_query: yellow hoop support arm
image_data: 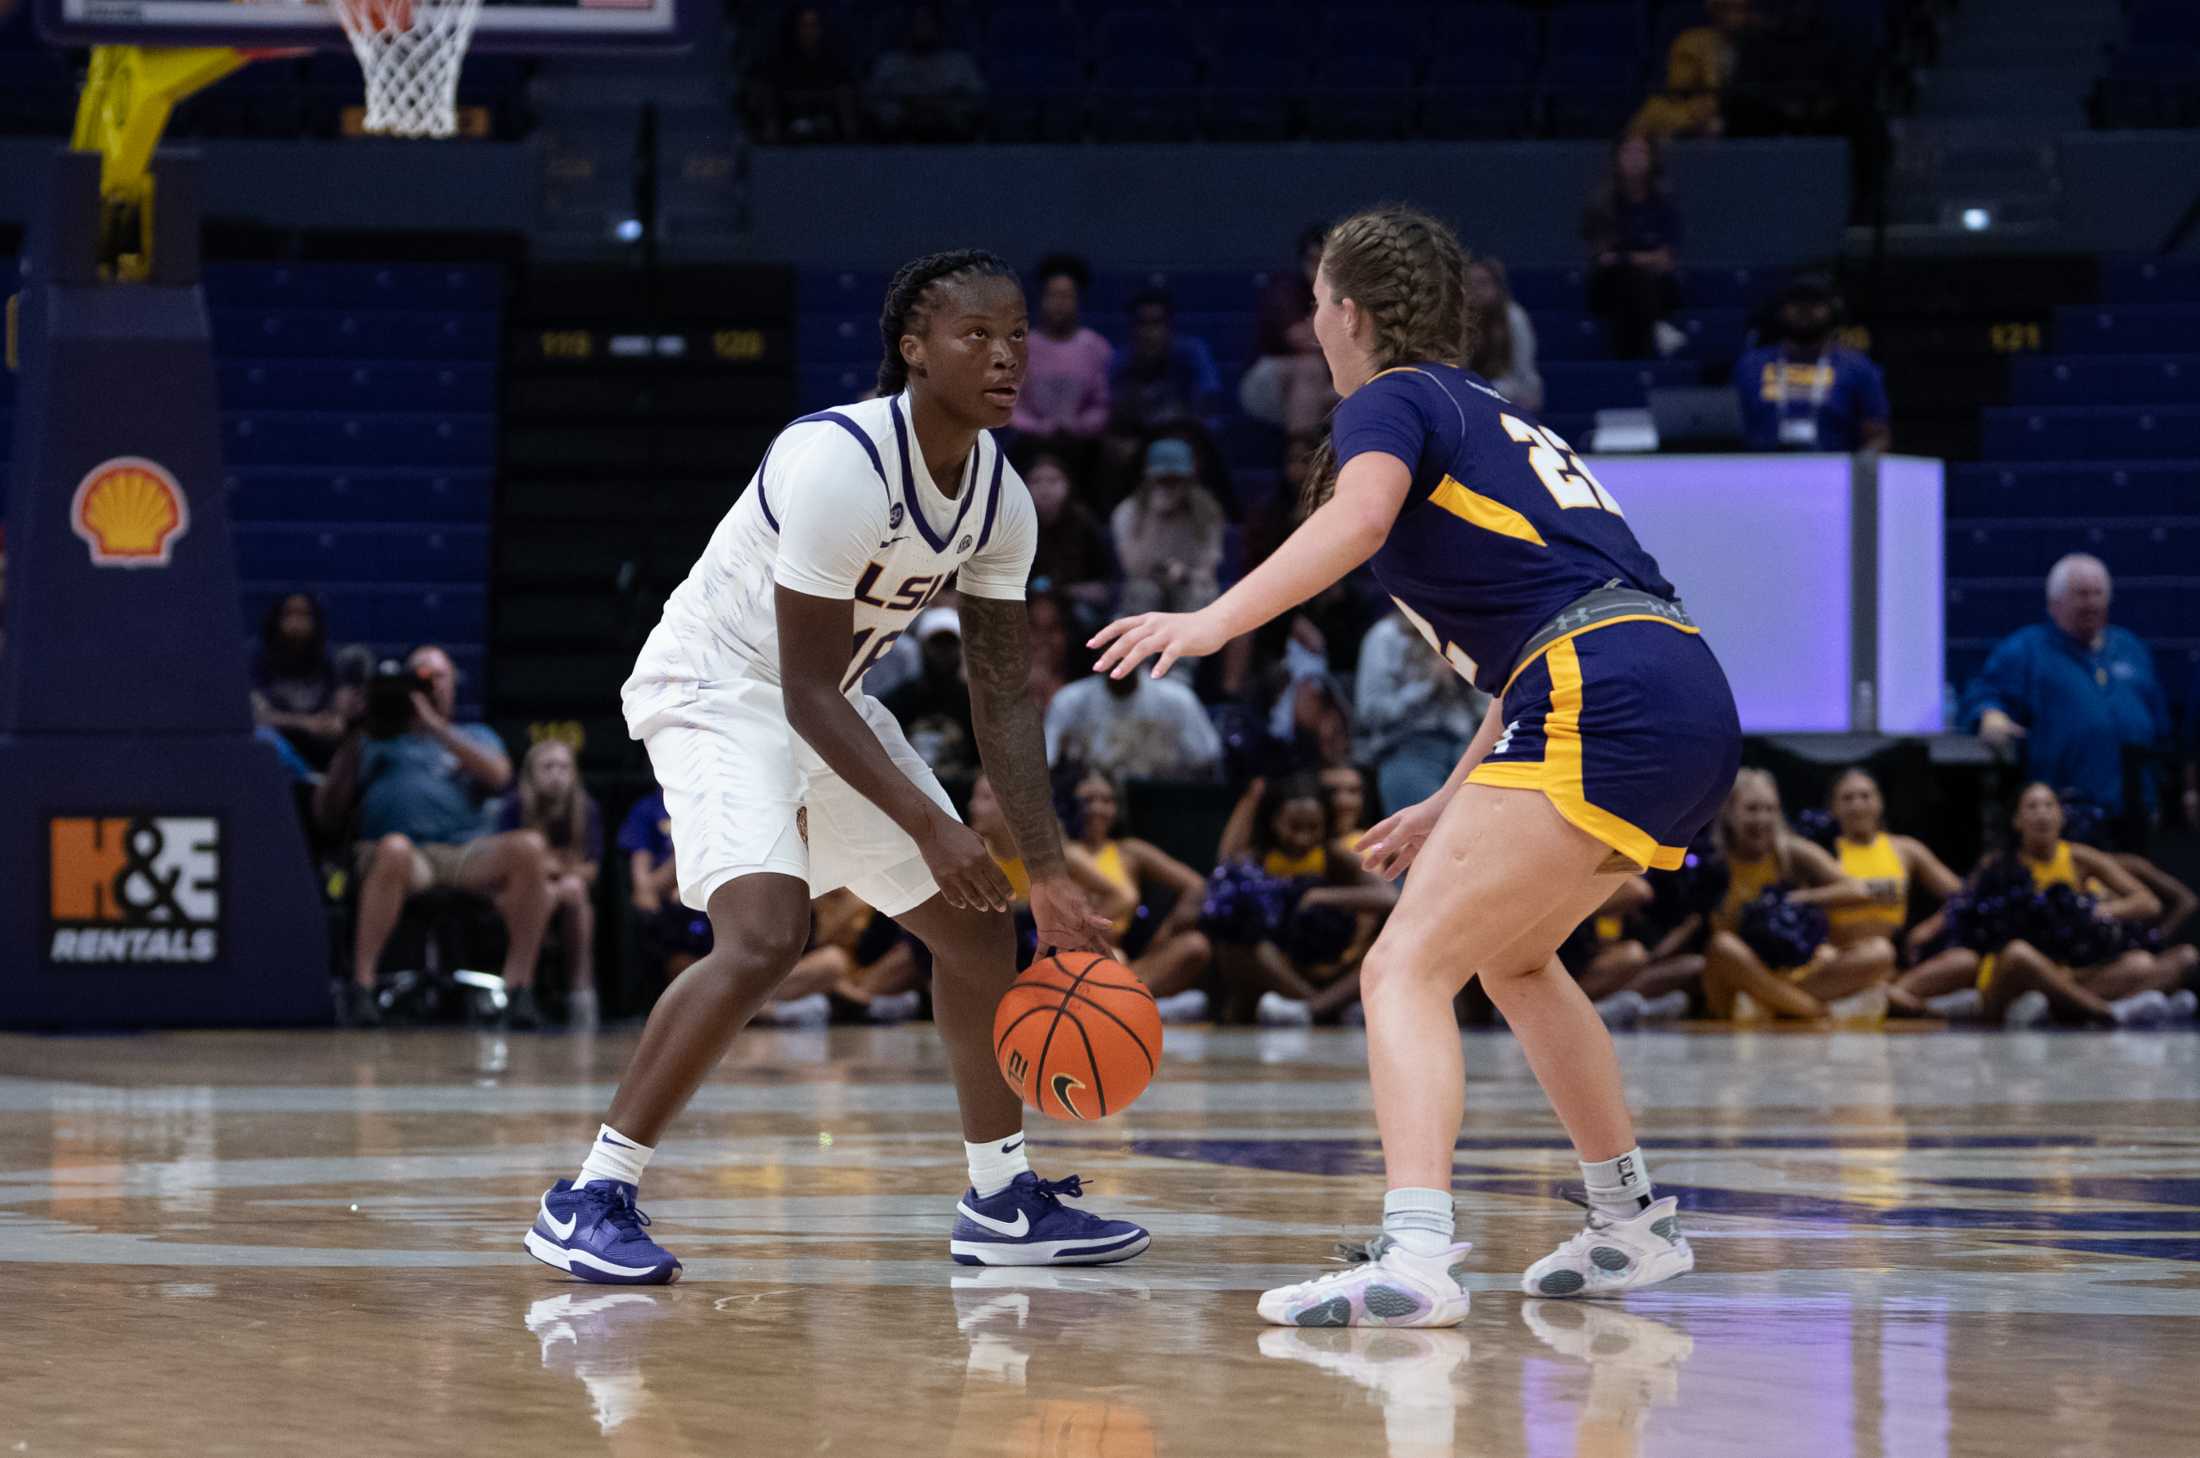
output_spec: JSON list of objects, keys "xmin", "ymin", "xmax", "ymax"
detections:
[{"xmin": 71, "ymin": 45, "xmax": 254, "ymax": 278}]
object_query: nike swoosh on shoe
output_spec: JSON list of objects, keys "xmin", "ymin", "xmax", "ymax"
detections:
[
  {"xmin": 956, "ymin": 1203, "xmax": 1030, "ymax": 1237},
  {"xmin": 540, "ymin": 1199, "xmax": 578, "ymax": 1241}
]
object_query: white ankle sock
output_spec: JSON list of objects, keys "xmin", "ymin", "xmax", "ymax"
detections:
[
  {"xmin": 1381, "ymin": 1187, "xmax": 1456, "ymax": 1256},
  {"xmin": 1581, "ymin": 1147, "xmax": 1654, "ymax": 1220},
  {"xmin": 965, "ymin": 1132, "xmax": 1031, "ymax": 1198},
  {"xmin": 575, "ymin": 1124, "xmax": 653, "ymax": 1190}
]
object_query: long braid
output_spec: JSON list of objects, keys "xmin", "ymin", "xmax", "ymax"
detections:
[
  {"xmin": 875, "ymin": 248, "xmax": 1019, "ymax": 396},
  {"xmin": 1299, "ymin": 206, "xmax": 1473, "ymax": 516}
]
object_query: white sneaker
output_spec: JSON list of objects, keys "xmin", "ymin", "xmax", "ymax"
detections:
[
  {"xmin": 1257, "ymin": 991, "xmax": 1314, "ymax": 1027},
  {"xmin": 1522, "ymin": 1195, "xmax": 1693, "ymax": 1299},
  {"xmin": 1636, "ymin": 990, "xmax": 1690, "ymax": 1022},
  {"xmin": 2003, "ymin": 988, "xmax": 2051, "ymax": 1028},
  {"xmin": 1153, "ymin": 988, "xmax": 1210, "ymax": 1023},
  {"xmin": 2166, "ymin": 989, "xmax": 2197, "ymax": 1021},
  {"xmin": 1258, "ymin": 1235, "xmax": 1472, "ymax": 1328},
  {"xmin": 1594, "ymin": 991, "xmax": 1644, "ymax": 1029},
  {"xmin": 866, "ymin": 989, "xmax": 922, "ymax": 1023},
  {"xmin": 1924, "ymin": 987, "xmax": 1984, "ymax": 1020},
  {"xmin": 755, "ymin": 992, "xmax": 830, "ymax": 1027},
  {"xmin": 2109, "ymin": 989, "xmax": 2170, "ymax": 1028}
]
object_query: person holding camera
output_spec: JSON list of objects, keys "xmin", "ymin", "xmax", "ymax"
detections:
[{"xmin": 316, "ymin": 645, "xmax": 556, "ymax": 1028}]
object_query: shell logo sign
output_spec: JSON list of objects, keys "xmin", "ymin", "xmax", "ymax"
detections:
[{"xmin": 70, "ymin": 456, "xmax": 190, "ymax": 568}]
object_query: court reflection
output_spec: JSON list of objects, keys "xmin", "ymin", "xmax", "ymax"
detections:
[
  {"xmin": 524, "ymin": 1290, "xmax": 695, "ymax": 1454},
  {"xmin": 1258, "ymin": 1328, "xmax": 1475, "ymax": 1458},
  {"xmin": 946, "ymin": 1269, "xmax": 1163, "ymax": 1457},
  {"xmin": 1519, "ymin": 1302, "xmax": 1693, "ymax": 1458}
]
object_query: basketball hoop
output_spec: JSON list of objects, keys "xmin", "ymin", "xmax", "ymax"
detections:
[{"xmin": 328, "ymin": 0, "xmax": 485, "ymax": 139}]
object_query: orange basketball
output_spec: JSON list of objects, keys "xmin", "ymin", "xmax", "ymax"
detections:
[{"xmin": 993, "ymin": 951, "xmax": 1162, "ymax": 1121}]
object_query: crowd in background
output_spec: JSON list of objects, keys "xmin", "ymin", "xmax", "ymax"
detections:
[{"xmin": 252, "ymin": 191, "xmax": 2182, "ymax": 1027}]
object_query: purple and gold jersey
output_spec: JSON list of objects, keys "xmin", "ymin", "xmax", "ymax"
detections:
[{"xmin": 1333, "ymin": 362, "xmax": 1675, "ymax": 695}]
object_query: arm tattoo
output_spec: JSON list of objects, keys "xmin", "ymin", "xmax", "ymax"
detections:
[{"xmin": 959, "ymin": 594, "xmax": 1067, "ymax": 877}]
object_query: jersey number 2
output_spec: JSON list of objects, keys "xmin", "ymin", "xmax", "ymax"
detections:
[{"xmin": 1500, "ymin": 414, "xmax": 1622, "ymax": 514}]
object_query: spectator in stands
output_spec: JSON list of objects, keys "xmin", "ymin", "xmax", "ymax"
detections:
[
  {"xmin": 1628, "ymin": 0, "xmax": 1751, "ymax": 141},
  {"xmin": 495, "ymin": 739, "xmax": 602, "ymax": 1030},
  {"xmin": 1045, "ymin": 665, "xmax": 1223, "ymax": 781},
  {"xmin": 317, "ymin": 646, "xmax": 555, "ymax": 1030},
  {"xmin": 1733, "ymin": 273, "xmax": 1890, "ymax": 451},
  {"xmin": 1022, "ymin": 448, "xmax": 1115, "ymax": 616},
  {"xmin": 1962, "ymin": 554, "xmax": 2170, "ymax": 822},
  {"xmin": 881, "ymin": 605, "xmax": 977, "ymax": 778},
  {"xmin": 1354, "ymin": 609, "xmax": 1487, "ymax": 817},
  {"xmin": 1239, "ymin": 223, "xmax": 1337, "ymax": 443},
  {"xmin": 1702, "ymin": 768, "xmax": 1894, "ymax": 1021},
  {"xmin": 1582, "ymin": 133, "xmax": 1687, "ymax": 359},
  {"xmin": 1012, "ymin": 253, "xmax": 1112, "ymax": 445},
  {"xmin": 250, "ymin": 592, "xmax": 364, "ymax": 770},
  {"xmin": 619, "ymin": 783, "xmax": 712, "ymax": 993},
  {"xmin": 1465, "ymin": 256, "xmax": 1544, "ymax": 412},
  {"xmin": 1111, "ymin": 437, "xmax": 1225, "ymax": 618},
  {"xmin": 744, "ymin": 4, "xmax": 861, "ymax": 144},
  {"xmin": 1205, "ymin": 773, "xmax": 1396, "ymax": 1024},
  {"xmin": 1893, "ymin": 783, "xmax": 2195, "ymax": 1025},
  {"xmin": 867, "ymin": 2, "xmax": 987, "ymax": 142},
  {"xmin": 1109, "ymin": 287, "xmax": 1225, "ymax": 443},
  {"xmin": 1067, "ymin": 769, "xmax": 1215, "ymax": 1020}
]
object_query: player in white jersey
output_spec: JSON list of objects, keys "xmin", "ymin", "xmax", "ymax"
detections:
[{"xmin": 525, "ymin": 251, "xmax": 1151, "ymax": 1285}]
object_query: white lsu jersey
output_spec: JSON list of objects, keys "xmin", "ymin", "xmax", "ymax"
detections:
[{"xmin": 623, "ymin": 392, "xmax": 1038, "ymax": 735}]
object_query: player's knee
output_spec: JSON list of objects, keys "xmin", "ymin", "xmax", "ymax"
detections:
[
  {"xmin": 1359, "ymin": 939, "xmax": 1441, "ymax": 1004},
  {"xmin": 722, "ymin": 916, "xmax": 809, "ymax": 980},
  {"xmin": 1180, "ymin": 929, "xmax": 1213, "ymax": 963},
  {"xmin": 928, "ymin": 908, "xmax": 1013, "ymax": 977}
]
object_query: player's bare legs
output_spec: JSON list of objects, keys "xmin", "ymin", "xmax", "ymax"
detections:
[
  {"xmin": 895, "ymin": 896, "xmax": 1024, "ymax": 1141},
  {"xmin": 1360, "ymin": 786, "xmax": 1632, "ymax": 1191},
  {"xmin": 604, "ymin": 872, "xmax": 812, "ymax": 1144},
  {"xmin": 1259, "ymin": 785, "xmax": 1690, "ymax": 1323}
]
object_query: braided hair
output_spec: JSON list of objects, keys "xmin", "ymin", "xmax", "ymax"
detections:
[
  {"xmin": 875, "ymin": 248, "xmax": 1020, "ymax": 396},
  {"xmin": 1300, "ymin": 205, "xmax": 1473, "ymax": 514}
]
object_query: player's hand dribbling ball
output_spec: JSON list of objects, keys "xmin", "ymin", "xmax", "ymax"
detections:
[{"xmin": 993, "ymin": 952, "xmax": 1162, "ymax": 1120}]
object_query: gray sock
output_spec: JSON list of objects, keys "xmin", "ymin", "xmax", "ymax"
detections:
[
  {"xmin": 1381, "ymin": 1187, "xmax": 1455, "ymax": 1256},
  {"xmin": 1580, "ymin": 1147, "xmax": 1653, "ymax": 1220}
]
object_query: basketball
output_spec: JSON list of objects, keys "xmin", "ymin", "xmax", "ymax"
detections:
[{"xmin": 993, "ymin": 951, "xmax": 1163, "ymax": 1121}]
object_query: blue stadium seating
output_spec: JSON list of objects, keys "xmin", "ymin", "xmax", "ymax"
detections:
[
  {"xmin": 2007, "ymin": 356, "xmax": 2200, "ymax": 407},
  {"xmin": 225, "ymin": 469, "xmax": 495, "ymax": 524},
  {"xmin": 202, "ymin": 263, "xmax": 507, "ymax": 696},
  {"xmin": 1980, "ymin": 406, "xmax": 2200, "ymax": 461},
  {"xmin": 1947, "ymin": 462, "xmax": 2200, "ymax": 519},
  {"xmin": 2052, "ymin": 306, "xmax": 2200, "ymax": 355}
]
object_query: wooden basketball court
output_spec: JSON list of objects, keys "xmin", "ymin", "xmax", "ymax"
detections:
[{"xmin": 4, "ymin": 1024, "xmax": 2195, "ymax": 1455}]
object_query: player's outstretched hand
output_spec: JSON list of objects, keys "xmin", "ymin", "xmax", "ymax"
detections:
[
  {"xmin": 1088, "ymin": 607, "xmax": 1230, "ymax": 680},
  {"xmin": 1028, "ymin": 874, "xmax": 1116, "ymax": 956},
  {"xmin": 1356, "ymin": 795, "xmax": 1447, "ymax": 881},
  {"xmin": 917, "ymin": 817, "xmax": 1016, "ymax": 914}
]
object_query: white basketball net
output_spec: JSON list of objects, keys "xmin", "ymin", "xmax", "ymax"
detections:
[{"xmin": 329, "ymin": 0, "xmax": 487, "ymax": 139}]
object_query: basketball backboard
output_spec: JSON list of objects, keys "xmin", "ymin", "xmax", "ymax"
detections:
[{"xmin": 34, "ymin": 0, "xmax": 691, "ymax": 53}]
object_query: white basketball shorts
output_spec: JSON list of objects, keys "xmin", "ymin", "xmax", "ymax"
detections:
[{"xmin": 629, "ymin": 676, "xmax": 952, "ymax": 917}]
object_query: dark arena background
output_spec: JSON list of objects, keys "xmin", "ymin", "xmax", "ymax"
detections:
[{"xmin": 3, "ymin": 0, "xmax": 2199, "ymax": 1453}]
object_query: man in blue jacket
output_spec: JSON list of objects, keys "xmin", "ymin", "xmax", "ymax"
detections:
[{"xmin": 1961, "ymin": 554, "xmax": 2168, "ymax": 819}]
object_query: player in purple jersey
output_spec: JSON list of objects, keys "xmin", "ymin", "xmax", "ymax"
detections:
[{"xmin": 1094, "ymin": 207, "xmax": 1740, "ymax": 1325}]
